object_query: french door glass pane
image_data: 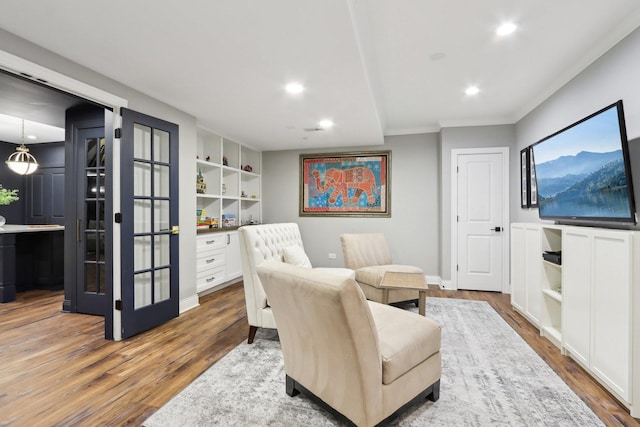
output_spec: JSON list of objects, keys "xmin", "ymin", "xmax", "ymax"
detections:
[
  {"xmin": 98, "ymin": 264, "xmax": 105, "ymax": 293},
  {"xmin": 87, "ymin": 138, "xmax": 98, "ymax": 167},
  {"xmin": 133, "ymin": 124, "xmax": 152, "ymax": 160},
  {"xmin": 154, "ymin": 129, "xmax": 170, "ymax": 163},
  {"xmin": 154, "ymin": 164, "xmax": 170, "ymax": 197},
  {"xmin": 154, "ymin": 200, "xmax": 170, "ymax": 232},
  {"xmin": 85, "ymin": 263, "xmax": 98, "ymax": 293},
  {"xmin": 155, "ymin": 235, "xmax": 170, "ymax": 267},
  {"xmin": 154, "ymin": 268, "xmax": 170, "ymax": 303},
  {"xmin": 134, "ymin": 236, "xmax": 152, "ymax": 271},
  {"xmin": 134, "ymin": 199, "xmax": 152, "ymax": 233},
  {"xmin": 134, "ymin": 271, "xmax": 152, "ymax": 309},
  {"xmin": 134, "ymin": 161, "xmax": 151, "ymax": 197}
]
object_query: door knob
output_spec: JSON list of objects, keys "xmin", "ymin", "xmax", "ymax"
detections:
[{"xmin": 491, "ymin": 226, "xmax": 503, "ymax": 232}]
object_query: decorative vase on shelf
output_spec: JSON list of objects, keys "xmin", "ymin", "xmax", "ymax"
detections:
[{"xmin": 0, "ymin": 215, "xmax": 6, "ymax": 227}]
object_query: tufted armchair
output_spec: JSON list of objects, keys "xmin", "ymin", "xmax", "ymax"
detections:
[{"xmin": 238, "ymin": 223, "xmax": 354, "ymax": 343}]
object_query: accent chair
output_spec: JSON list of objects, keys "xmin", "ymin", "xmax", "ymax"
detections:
[
  {"xmin": 257, "ymin": 260, "xmax": 441, "ymax": 427},
  {"xmin": 340, "ymin": 233, "xmax": 424, "ymax": 304}
]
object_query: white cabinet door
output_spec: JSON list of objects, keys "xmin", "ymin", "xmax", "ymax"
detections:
[
  {"xmin": 591, "ymin": 230, "xmax": 631, "ymax": 402},
  {"xmin": 510, "ymin": 224, "xmax": 526, "ymax": 313},
  {"xmin": 225, "ymin": 231, "xmax": 242, "ymax": 280},
  {"xmin": 524, "ymin": 225, "xmax": 542, "ymax": 325},
  {"xmin": 562, "ymin": 228, "xmax": 591, "ymax": 367},
  {"xmin": 510, "ymin": 223, "xmax": 541, "ymax": 327}
]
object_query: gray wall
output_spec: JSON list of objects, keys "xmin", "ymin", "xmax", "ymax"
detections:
[
  {"xmin": 439, "ymin": 125, "xmax": 516, "ymax": 281},
  {"xmin": 0, "ymin": 29, "xmax": 199, "ymax": 306},
  {"xmin": 262, "ymin": 133, "xmax": 441, "ymax": 278},
  {"xmin": 513, "ymin": 26, "xmax": 640, "ymax": 226}
]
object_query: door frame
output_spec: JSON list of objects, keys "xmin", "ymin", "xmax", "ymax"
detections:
[
  {"xmin": 450, "ymin": 147, "xmax": 510, "ymax": 292},
  {"xmin": 0, "ymin": 49, "xmax": 128, "ymax": 340}
]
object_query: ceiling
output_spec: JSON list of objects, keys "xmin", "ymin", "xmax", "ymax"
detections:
[
  {"xmin": 1, "ymin": 1, "xmax": 640, "ymax": 151},
  {"xmin": 0, "ymin": 71, "xmax": 81, "ymax": 144}
]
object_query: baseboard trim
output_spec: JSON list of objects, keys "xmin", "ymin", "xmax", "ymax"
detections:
[
  {"xmin": 426, "ymin": 275, "xmax": 441, "ymax": 287},
  {"xmin": 440, "ymin": 280, "xmax": 455, "ymax": 290},
  {"xmin": 179, "ymin": 294, "xmax": 200, "ymax": 314}
]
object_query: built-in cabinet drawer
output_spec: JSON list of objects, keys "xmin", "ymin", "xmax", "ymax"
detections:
[
  {"xmin": 196, "ymin": 264, "xmax": 226, "ymax": 292},
  {"xmin": 197, "ymin": 234, "xmax": 226, "ymax": 251},
  {"xmin": 195, "ymin": 231, "xmax": 242, "ymax": 294},
  {"xmin": 196, "ymin": 247, "xmax": 225, "ymax": 271}
]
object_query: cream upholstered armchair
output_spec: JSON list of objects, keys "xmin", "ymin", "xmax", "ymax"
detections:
[
  {"xmin": 340, "ymin": 233, "xmax": 423, "ymax": 304},
  {"xmin": 257, "ymin": 260, "xmax": 441, "ymax": 427},
  {"xmin": 238, "ymin": 223, "xmax": 354, "ymax": 344}
]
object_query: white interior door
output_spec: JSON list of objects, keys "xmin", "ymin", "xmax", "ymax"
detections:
[{"xmin": 455, "ymin": 151, "xmax": 507, "ymax": 291}]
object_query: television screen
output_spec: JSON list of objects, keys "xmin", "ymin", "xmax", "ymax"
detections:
[{"xmin": 531, "ymin": 100, "xmax": 636, "ymax": 224}]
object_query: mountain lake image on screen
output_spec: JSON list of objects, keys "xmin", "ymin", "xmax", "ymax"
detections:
[{"xmin": 531, "ymin": 102, "xmax": 635, "ymax": 222}]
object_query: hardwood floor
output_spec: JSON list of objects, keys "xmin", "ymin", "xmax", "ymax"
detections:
[{"xmin": 0, "ymin": 284, "xmax": 637, "ymax": 426}]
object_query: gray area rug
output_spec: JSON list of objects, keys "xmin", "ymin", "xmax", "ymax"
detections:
[{"xmin": 144, "ymin": 298, "xmax": 604, "ymax": 426}]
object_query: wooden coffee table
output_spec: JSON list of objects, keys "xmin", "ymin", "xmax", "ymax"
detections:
[{"xmin": 379, "ymin": 271, "xmax": 428, "ymax": 316}]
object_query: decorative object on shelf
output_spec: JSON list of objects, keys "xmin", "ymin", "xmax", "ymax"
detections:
[
  {"xmin": 223, "ymin": 155, "xmax": 228, "ymax": 166},
  {"xmin": 206, "ymin": 155, "xmax": 210, "ymax": 162},
  {"xmin": 222, "ymin": 183, "xmax": 226, "ymax": 195},
  {"xmin": 196, "ymin": 169, "xmax": 207, "ymax": 194},
  {"xmin": 243, "ymin": 164, "xmax": 253, "ymax": 172},
  {"xmin": 0, "ymin": 185, "xmax": 19, "ymax": 226},
  {"xmin": 222, "ymin": 214, "xmax": 236, "ymax": 227},
  {"xmin": 300, "ymin": 151, "xmax": 391, "ymax": 217},
  {"xmin": 241, "ymin": 190, "xmax": 247, "ymax": 198},
  {"xmin": 196, "ymin": 208, "xmax": 219, "ymax": 228},
  {"xmin": 6, "ymin": 119, "xmax": 38, "ymax": 175}
]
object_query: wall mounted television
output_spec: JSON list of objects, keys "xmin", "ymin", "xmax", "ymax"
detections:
[{"xmin": 531, "ymin": 100, "xmax": 637, "ymax": 226}]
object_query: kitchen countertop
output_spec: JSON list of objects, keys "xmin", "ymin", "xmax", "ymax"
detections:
[{"xmin": 0, "ymin": 224, "xmax": 65, "ymax": 234}]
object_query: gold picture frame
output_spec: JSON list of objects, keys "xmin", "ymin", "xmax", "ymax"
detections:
[{"xmin": 299, "ymin": 151, "xmax": 391, "ymax": 217}]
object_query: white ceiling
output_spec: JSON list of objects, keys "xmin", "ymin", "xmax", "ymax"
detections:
[{"xmin": 1, "ymin": 1, "xmax": 640, "ymax": 151}]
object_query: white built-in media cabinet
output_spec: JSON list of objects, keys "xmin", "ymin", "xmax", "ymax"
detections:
[{"xmin": 511, "ymin": 223, "xmax": 640, "ymax": 418}]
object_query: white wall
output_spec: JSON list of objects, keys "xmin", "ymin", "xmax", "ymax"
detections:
[
  {"xmin": 513, "ymin": 26, "xmax": 640, "ymax": 226},
  {"xmin": 262, "ymin": 133, "xmax": 441, "ymax": 279},
  {"xmin": 0, "ymin": 29, "xmax": 199, "ymax": 309},
  {"xmin": 439, "ymin": 125, "xmax": 516, "ymax": 281}
]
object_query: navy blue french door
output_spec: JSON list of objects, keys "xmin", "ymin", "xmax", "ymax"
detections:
[{"xmin": 120, "ymin": 108, "xmax": 179, "ymax": 339}]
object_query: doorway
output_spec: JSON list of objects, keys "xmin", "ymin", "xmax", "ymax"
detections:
[
  {"xmin": 1, "ymin": 50, "xmax": 182, "ymax": 340},
  {"xmin": 451, "ymin": 147, "xmax": 509, "ymax": 292}
]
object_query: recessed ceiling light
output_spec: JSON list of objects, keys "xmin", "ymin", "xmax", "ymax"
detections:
[
  {"xmin": 465, "ymin": 86, "xmax": 480, "ymax": 96},
  {"xmin": 285, "ymin": 82, "xmax": 305, "ymax": 95},
  {"xmin": 496, "ymin": 22, "xmax": 517, "ymax": 36},
  {"xmin": 318, "ymin": 119, "xmax": 334, "ymax": 129},
  {"xmin": 27, "ymin": 135, "xmax": 37, "ymax": 140}
]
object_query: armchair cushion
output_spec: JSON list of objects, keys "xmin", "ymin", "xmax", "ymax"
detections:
[
  {"xmin": 283, "ymin": 245, "xmax": 312, "ymax": 268},
  {"xmin": 356, "ymin": 264, "xmax": 423, "ymax": 288},
  {"xmin": 369, "ymin": 302, "xmax": 441, "ymax": 385}
]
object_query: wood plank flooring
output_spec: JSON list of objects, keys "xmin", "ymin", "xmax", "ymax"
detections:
[{"xmin": 0, "ymin": 284, "xmax": 637, "ymax": 426}]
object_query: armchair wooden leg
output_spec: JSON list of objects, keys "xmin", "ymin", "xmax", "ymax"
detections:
[
  {"xmin": 247, "ymin": 325, "xmax": 258, "ymax": 344},
  {"xmin": 427, "ymin": 379, "xmax": 440, "ymax": 402},
  {"xmin": 285, "ymin": 375, "xmax": 300, "ymax": 397}
]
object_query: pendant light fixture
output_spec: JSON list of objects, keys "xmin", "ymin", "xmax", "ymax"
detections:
[{"xmin": 6, "ymin": 119, "xmax": 38, "ymax": 175}]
